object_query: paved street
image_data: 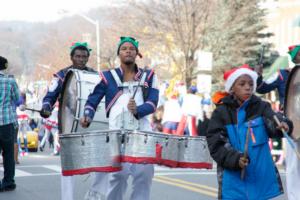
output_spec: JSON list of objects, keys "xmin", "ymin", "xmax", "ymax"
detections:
[{"xmin": 0, "ymin": 148, "xmax": 288, "ymax": 200}]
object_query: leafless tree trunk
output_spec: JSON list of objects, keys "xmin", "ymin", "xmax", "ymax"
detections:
[{"xmin": 129, "ymin": 0, "xmax": 216, "ymax": 86}]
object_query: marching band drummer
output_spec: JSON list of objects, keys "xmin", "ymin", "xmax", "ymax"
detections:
[
  {"xmin": 81, "ymin": 36, "xmax": 159, "ymax": 200},
  {"xmin": 39, "ymin": 42, "xmax": 96, "ymax": 200},
  {"xmin": 285, "ymin": 44, "xmax": 300, "ymax": 200},
  {"xmin": 255, "ymin": 44, "xmax": 300, "ymax": 200}
]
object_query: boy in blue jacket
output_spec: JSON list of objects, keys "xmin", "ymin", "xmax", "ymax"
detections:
[{"xmin": 207, "ymin": 64, "xmax": 293, "ymax": 200}]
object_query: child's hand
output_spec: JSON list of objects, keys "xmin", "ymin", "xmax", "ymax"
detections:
[
  {"xmin": 239, "ymin": 157, "xmax": 249, "ymax": 169},
  {"xmin": 277, "ymin": 121, "xmax": 289, "ymax": 132}
]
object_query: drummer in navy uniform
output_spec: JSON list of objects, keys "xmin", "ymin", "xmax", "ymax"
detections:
[
  {"xmin": 284, "ymin": 44, "xmax": 300, "ymax": 200},
  {"xmin": 255, "ymin": 44, "xmax": 300, "ymax": 200},
  {"xmin": 255, "ymin": 54, "xmax": 290, "ymax": 111},
  {"xmin": 81, "ymin": 36, "xmax": 159, "ymax": 200},
  {"xmin": 40, "ymin": 42, "xmax": 96, "ymax": 200}
]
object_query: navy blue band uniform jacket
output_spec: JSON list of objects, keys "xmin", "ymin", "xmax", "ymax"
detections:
[
  {"xmin": 83, "ymin": 67, "xmax": 159, "ymax": 120},
  {"xmin": 256, "ymin": 69, "xmax": 289, "ymax": 107},
  {"xmin": 207, "ymin": 95, "xmax": 293, "ymax": 200},
  {"xmin": 42, "ymin": 65, "xmax": 96, "ymax": 111}
]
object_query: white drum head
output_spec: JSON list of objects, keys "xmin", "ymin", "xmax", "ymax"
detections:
[{"xmin": 285, "ymin": 66, "xmax": 300, "ymax": 140}]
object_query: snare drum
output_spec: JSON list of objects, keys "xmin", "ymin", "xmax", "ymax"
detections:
[
  {"xmin": 160, "ymin": 135, "xmax": 180, "ymax": 168},
  {"xmin": 122, "ymin": 130, "xmax": 166, "ymax": 164},
  {"xmin": 59, "ymin": 69, "xmax": 108, "ymax": 134},
  {"xmin": 177, "ymin": 136, "xmax": 213, "ymax": 169},
  {"xmin": 285, "ymin": 66, "xmax": 300, "ymax": 140},
  {"xmin": 60, "ymin": 130, "xmax": 122, "ymax": 176}
]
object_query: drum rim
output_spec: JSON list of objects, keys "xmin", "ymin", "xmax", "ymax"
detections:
[
  {"xmin": 127, "ymin": 130, "xmax": 183, "ymax": 139},
  {"xmin": 179, "ymin": 136, "xmax": 207, "ymax": 140},
  {"xmin": 126, "ymin": 130, "xmax": 207, "ymax": 140},
  {"xmin": 59, "ymin": 70, "xmax": 78, "ymax": 134},
  {"xmin": 59, "ymin": 129, "xmax": 121, "ymax": 138}
]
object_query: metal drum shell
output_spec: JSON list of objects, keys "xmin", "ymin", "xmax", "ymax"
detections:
[
  {"xmin": 60, "ymin": 130, "xmax": 122, "ymax": 176},
  {"xmin": 122, "ymin": 130, "xmax": 166, "ymax": 164},
  {"xmin": 160, "ymin": 135, "xmax": 180, "ymax": 168},
  {"xmin": 284, "ymin": 66, "xmax": 300, "ymax": 140},
  {"xmin": 177, "ymin": 136, "xmax": 213, "ymax": 169}
]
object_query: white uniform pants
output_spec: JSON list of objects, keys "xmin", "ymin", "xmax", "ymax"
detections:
[
  {"xmin": 40, "ymin": 128, "xmax": 49, "ymax": 148},
  {"xmin": 84, "ymin": 172, "xmax": 108, "ymax": 200},
  {"xmin": 53, "ymin": 129, "xmax": 60, "ymax": 154},
  {"xmin": 61, "ymin": 175, "xmax": 74, "ymax": 200},
  {"xmin": 106, "ymin": 163, "xmax": 154, "ymax": 200},
  {"xmin": 286, "ymin": 139, "xmax": 300, "ymax": 200}
]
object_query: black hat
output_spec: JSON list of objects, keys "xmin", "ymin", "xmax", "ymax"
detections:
[{"xmin": 0, "ymin": 56, "xmax": 8, "ymax": 70}]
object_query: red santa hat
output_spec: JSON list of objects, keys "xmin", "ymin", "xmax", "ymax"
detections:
[{"xmin": 223, "ymin": 64, "xmax": 258, "ymax": 92}]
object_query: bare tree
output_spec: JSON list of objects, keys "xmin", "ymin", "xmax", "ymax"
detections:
[{"xmin": 128, "ymin": 0, "xmax": 216, "ymax": 86}]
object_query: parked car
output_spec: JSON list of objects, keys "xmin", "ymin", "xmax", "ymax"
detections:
[{"xmin": 20, "ymin": 128, "xmax": 39, "ymax": 152}]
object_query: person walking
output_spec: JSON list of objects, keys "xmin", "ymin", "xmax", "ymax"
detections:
[
  {"xmin": 285, "ymin": 44, "xmax": 300, "ymax": 200},
  {"xmin": 81, "ymin": 36, "xmax": 159, "ymax": 200},
  {"xmin": 40, "ymin": 42, "xmax": 96, "ymax": 200},
  {"xmin": 0, "ymin": 56, "xmax": 20, "ymax": 192}
]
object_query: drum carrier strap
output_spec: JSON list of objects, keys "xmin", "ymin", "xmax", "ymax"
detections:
[{"xmin": 110, "ymin": 69, "xmax": 148, "ymax": 100}]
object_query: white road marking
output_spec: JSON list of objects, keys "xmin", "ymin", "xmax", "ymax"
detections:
[
  {"xmin": 0, "ymin": 167, "xmax": 32, "ymax": 177},
  {"xmin": 42, "ymin": 165, "xmax": 62, "ymax": 172},
  {"xmin": 15, "ymin": 169, "xmax": 33, "ymax": 177}
]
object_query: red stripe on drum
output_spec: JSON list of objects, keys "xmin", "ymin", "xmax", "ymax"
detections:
[
  {"xmin": 159, "ymin": 159, "xmax": 178, "ymax": 168},
  {"xmin": 62, "ymin": 166, "xmax": 122, "ymax": 176},
  {"xmin": 156, "ymin": 144, "xmax": 162, "ymax": 160},
  {"xmin": 177, "ymin": 162, "xmax": 213, "ymax": 169},
  {"xmin": 121, "ymin": 156, "xmax": 158, "ymax": 164}
]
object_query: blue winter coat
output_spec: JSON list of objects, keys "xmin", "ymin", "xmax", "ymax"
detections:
[{"xmin": 207, "ymin": 95, "xmax": 293, "ymax": 200}]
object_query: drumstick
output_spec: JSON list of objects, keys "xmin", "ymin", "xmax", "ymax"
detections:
[
  {"xmin": 273, "ymin": 115, "xmax": 300, "ymax": 160},
  {"xmin": 74, "ymin": 117, "xmax": 107, "ymax": 124},
  {"xmin": 25, "ymin": 107, "xmax": 41, "ymax": 113},
  {"xmin": 132, "ymin": 67, "xmax": 147, "ymax": 99},
  {"xmin": 241, "ymin": 125, "xmax": 250, "ymax": 180}
]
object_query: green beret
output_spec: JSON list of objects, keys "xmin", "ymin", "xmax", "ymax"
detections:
[
  {"xmin": 117, "ymin": 37, "xmax": 139, "ymax": 55},
  {"xmin": 288, "ymin": 45, "xmax": 300, "ymax": 61}
]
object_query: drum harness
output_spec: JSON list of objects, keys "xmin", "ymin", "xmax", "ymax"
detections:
[{"xmin": 110, "ymin": 68, "xmax": 148, "ymax": 99}]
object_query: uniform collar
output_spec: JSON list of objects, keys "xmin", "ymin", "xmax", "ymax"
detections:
[{"xmin": 117, "ymin": 65, "xmax": 143, "ymax": 81}]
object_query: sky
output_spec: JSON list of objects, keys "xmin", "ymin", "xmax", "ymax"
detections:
[{"xmin": 1, "ymin": 0, "xmax": 121, "ymax": 22}]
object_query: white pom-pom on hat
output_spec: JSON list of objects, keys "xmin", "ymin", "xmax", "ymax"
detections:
[{"xmin": 223, "ymin": 64, "xmax": 258, "ymax": 92}]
